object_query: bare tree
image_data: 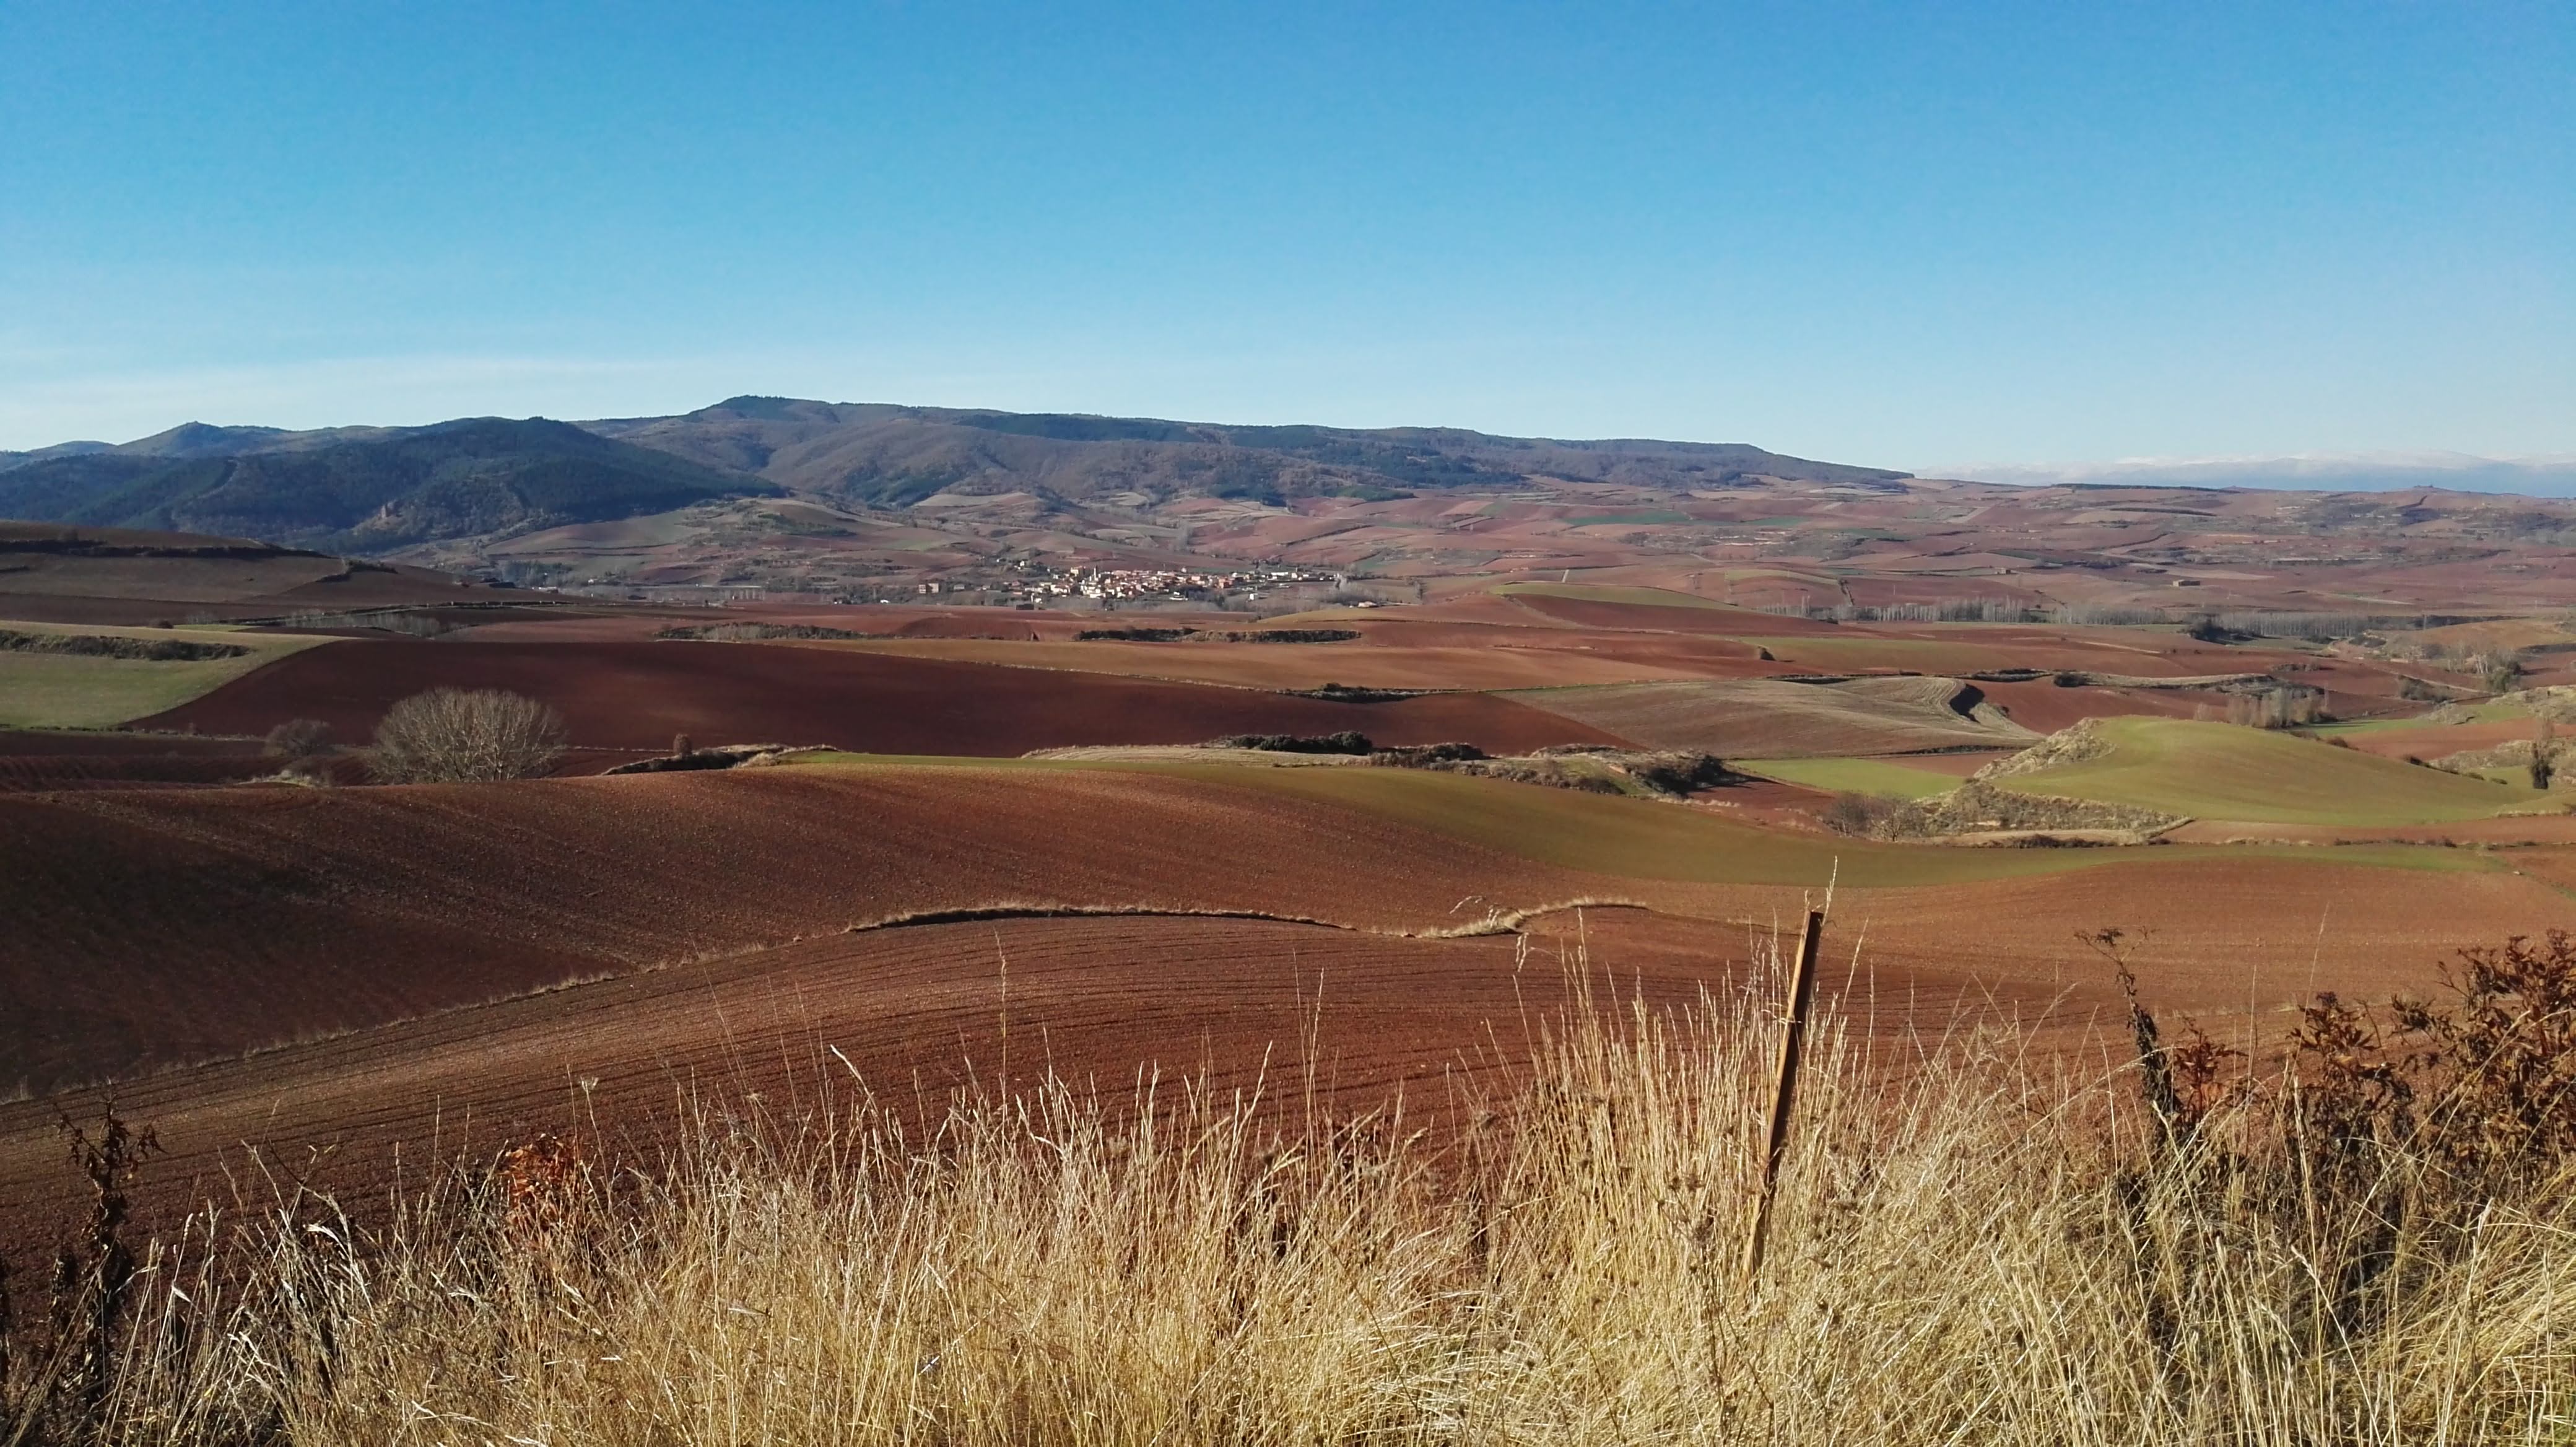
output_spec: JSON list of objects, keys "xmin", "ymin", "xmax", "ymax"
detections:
[
  {"xmin": 369, "ymin": 688, "xmax": 566, "ymax": 783},
  {"xmin": 2226, "ymin": 685, "xmax": 2325, "ymax": 730},
  {"xmin": 1821, "ymin": 792, "xmax": 1902, "ymax": 837}
]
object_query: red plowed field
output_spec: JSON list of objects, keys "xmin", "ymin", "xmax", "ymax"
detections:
[
  {"xmin": 14, "ymin": 753, "xmax": 2570, "ymax": 1097},
  {"xmin": 11, "ymin": 866, "xmax": 2537, "ymax": 1256},
  {"xmin": 0, "ymin": 907, "xmax": 2129, "ymax": 1254},
  {"xmin": 0, "ymin": 730, "xmax": 275, "ymax": 792},
  {"xmin": 0, "ymin": 765, "xmax": 1612, "ymax": 1094},
  {"xmin": 1507, "ymin": 593, "xmax": 1845, "ymax": 636},
  {"xmin": 138, "ymin": 640, "xmax": 1618, "ymax": 754}
]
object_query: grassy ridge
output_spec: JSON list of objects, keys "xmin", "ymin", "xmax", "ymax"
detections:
[
  {"xmin": 1994, "ymin": 717, "xmax": 2528, "ymax": 825},
  {"xmin": 0, "ymin": 623, "xmax": 334, "ymax": 728},
  {"xmin": 789, "ymin": 751, "xmax": 2498, "ymax": 882}
]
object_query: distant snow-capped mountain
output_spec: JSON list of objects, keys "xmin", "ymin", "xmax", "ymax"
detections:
[{"xmin": 1941, "ymin": 451, "xmax": 2576, "ymax": 497}]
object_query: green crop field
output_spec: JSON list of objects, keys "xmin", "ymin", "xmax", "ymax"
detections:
[
  {"xmin": 788, "ymin": 751, "xmax": 2498, "ymax": 886},
  {"xmin": 0, "ymin": 624, "xmax": 336, "ymax": 728},
  {"xmin": 1739, "ymin": 756, "xmax": 1965, "ymax": 800},
  {"xmin": 1988, "ymin": 717, "xmax": 2531, "ymax": 826}
]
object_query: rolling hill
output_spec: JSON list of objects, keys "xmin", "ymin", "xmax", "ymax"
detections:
[
  {"xmin": 2, "ymin": 398, "xmax": 1914, "ymax": 528},
  {"xmin": 1978, "ymin": 717, "xmax": 2530, "ymax": 826},
  {"xmin": 0, "ymin": 400, "xmax": 1915, "ymax": 566},
  {"xmin": 581, "ymin": 396, "xmax": 1917, "ymax": 509},
  {"xmin": 0, "ymin": 417, "xmax": 776, "ymax": 551},
  {"xmin": 18, "ymin": 400, "xmax": 2576, "ymax": 628}
]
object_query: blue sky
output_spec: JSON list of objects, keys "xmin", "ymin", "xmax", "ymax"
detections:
[{"xmin": 2, "ymin": 1, "xmax": 2567, "ymax": 474}]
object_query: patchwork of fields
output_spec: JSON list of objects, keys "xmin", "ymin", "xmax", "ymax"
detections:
[{"xmin": 6, "ymin": 570, "xmax": 2575, "ymax": 1262}]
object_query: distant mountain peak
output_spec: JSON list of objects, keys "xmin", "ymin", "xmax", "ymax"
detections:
[
  {"xmin": 587, "ymin": 398, "xmax": 1912, "ymax": 510},
  {"xmin": 1942, "ymin": 451, "xmax": 2576, "ymax": 498},
  {"xmin": 690, "ymin": 396, "xmax": 844, "ymax": 423},
  {"xmin": 116, "ymin": 422, "xmax": 294, "ymax": 459}
]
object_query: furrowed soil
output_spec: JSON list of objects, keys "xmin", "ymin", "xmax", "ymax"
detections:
[
  {"xmin": 0, "ymin": 730, "xmax": 282, "ymax": 793},
  {"xmin": 1503, "ymin": 676, "xmax": 2035, "ymax": 758},
  {"xmin": 9, "ymin": 755, "xmax": 2563, "ymax": 1096},
  {"xmin": 0, "ymin": 764, "xmax": 1608, "ymax": 1095},
  {"xmin": 0, "ymin": 917, "xmax": 1616, "ymax": 1252},
  {"xmin": 804, "ymin": 636, "xmax": 1734, "ymax": 689},
  {"xmin": 134, "ymin": 639, "xmax": 1620, "ymax": 754},
  {"xmin": 0, "ymin": 526, "xmax": 501, "ymax": 624},
  {"xmin": 10, "ymin": 846, "xmax": 2564, "ymax": 1262}
]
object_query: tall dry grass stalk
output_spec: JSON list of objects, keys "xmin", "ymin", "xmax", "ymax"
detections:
[{"xmin": 37, "ymin": 956, "xmax": 2576, "ymax": 1445}]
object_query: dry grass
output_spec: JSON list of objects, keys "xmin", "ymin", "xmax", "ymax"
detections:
[{"xmin": 22, "ymin": 938, "xmax": 2576, "ymax": 1445}]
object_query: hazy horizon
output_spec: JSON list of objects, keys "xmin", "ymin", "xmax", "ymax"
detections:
[
  {"xmin": 17, "ymin": 398, "xmax": 2576, "ymax": 499},
  {"xmin": 4, "ymin": 2, "xmax": 2567, "ymax": 465}
]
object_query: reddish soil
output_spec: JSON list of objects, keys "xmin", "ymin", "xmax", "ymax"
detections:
[
  {"xmin": 0, "ymin": 730, "xmax": 259, "ymax": 759},
  {"xmin": 1835, "ymin": 855, "xmax": 2570, "ymax": 993},
  {"xmin": 0, "ymin": 552, "xmax": 500, "ymax": 625},
  {"xmin": 0, "ymin": 915, "xmax": 1673, "ymax": 1252},
  {"xmin": 0, "ymin": 764, "xmax": 1609, "ymax": 1095},
  {"xmin": 12, "ymin": 745, "xmax": 2562, "ymax": 1104},
  {"xmin": 136, "ymin": 640, "xmax": 1623, "ymax": 755},
  {"xmin": 453, "ymin": 605, "xmax": 1089, "ymax": 644},
  {"xmin": 817, "ymin": 636, "xmax": 1745, "ymax": 691},
  {"xmin": 9, "ymin": 859, "xmax": 2556, "ymax": 1259},
  {"xmin": 2336, "ymin": 719, "xmax": 2545, "ymax": 763},
  {"xmin": 0, "ymin": 730, "xmax": 272, "ymax": 792},
  {"xmin": 0, "ymin": 754, "xmax": 271, "ymax": 791},
  {"xmin": 1687, "ymin": 777, "xmax": 1852, "ymax": 830},
  {"xmin": 1973, "ymin": 679, "xmax": 2229, "ymax": 733},
  {"xmin": 1506, "ymin": 593, "xmax": 1847, "ymax": 636}
]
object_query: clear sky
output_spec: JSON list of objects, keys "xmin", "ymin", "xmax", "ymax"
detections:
[{"xmin": 2, "ymin": 1, "xmax": 2567, "ymax": 473}]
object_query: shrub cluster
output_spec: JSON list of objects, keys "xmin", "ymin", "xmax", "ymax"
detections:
[
  {"xmin": 2226, "ymin": 684, "xmax": 2328, "ymax": 728},
  {"xmin": 1283, "ymin": 682, "xmax": 1417, "ymax": 702},
  {"xmin": 1072, "ymin": 627, "xmax": 1362, "ymax": 644},
  {"xmin": 1368, "ymin": 741, "xmax": 1487, "ymax": 766},
  {"xmin": 1622, "ymin": 751, "xmax": 1737, "ymax": 794},
  {"xmin": 656, "ymin": 623, "xmax": 876, "ymax": 642},
  {"xmin": 0, "ymin": 629, "xmax": 248, "ymax": 662},
  {"xmin": 1219, "ymin": 629, "xmax": 1362, "ymax": 644},
  {"xmin": 1211, "ymin": 731, "xmax": 1374, "ymax": 754}
]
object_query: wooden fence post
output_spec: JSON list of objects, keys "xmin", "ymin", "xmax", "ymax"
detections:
[{"xmin": 1743, "ymin": 907, "xmax": 1827, "ymax": 1282}]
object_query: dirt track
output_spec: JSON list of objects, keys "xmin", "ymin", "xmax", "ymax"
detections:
[{"xmin": 137, "ymin": 640, "xmax": 1621, "ymax": 754}]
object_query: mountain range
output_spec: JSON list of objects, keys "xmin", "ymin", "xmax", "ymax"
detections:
[
  {"xmin": 0, "ymin": 417, "xmax": 771, "ymax": 553},
  {"xmin": 583, "ymin": 397, "xmax": 1912, "ymax": 509},
  {"xmin": 1938, "ymin": 452, "xmax": 2576, "ymax": 498},
  {"xmin": 0, "ymin": 398, "xmax": 1909, "ymax": 553}
]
